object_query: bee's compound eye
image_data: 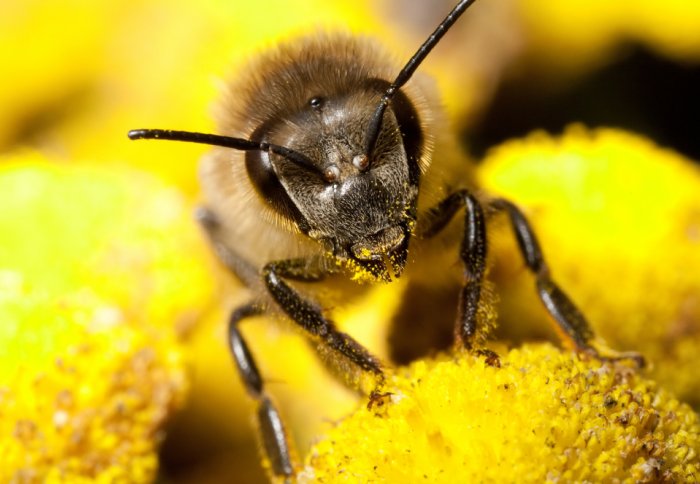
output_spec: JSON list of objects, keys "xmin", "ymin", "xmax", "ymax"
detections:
[
  {"xmin": 309, "ymin": 96, "xmax": 324, "ymax": 110},
  {"xmin": 324, "ymin": 164, "xmax": 340, "ymax": 183}
]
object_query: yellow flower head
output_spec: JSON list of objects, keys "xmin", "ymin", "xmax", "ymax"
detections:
[
  {"xmin": 303, "ymin": 344, "xmax": 700, "ymax": 483},
  {"xmin": 0, "ymin": 154, "xmax": 214, "ymax": 482},
  {"xmin": 479, "ymin": 127, "xmax": 700, "ymax": 407},
  {"xmin": 519, "ymin": 0, "xmax": 700, "ymax": 72}
]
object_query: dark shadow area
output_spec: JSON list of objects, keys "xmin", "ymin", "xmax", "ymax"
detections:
[
  {"xmin": 466, "ymin": 46, "xmax": 700, "ymax": 161},
  {"xmin": 388, "ymin": 282, "xmax": 458, "ymax": 365}
]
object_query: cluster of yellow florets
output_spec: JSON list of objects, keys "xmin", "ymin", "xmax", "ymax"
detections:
[
  {"xmin": 1, "ymin": 298, "xmax": 184, "ymax": 483},
  {"xmin": 0, "ymin": 155, "xmax": 214, "ymax": 482},
  {"xmin": 303, "ymin": 343, "xmax": 700, "ymax": 483}
]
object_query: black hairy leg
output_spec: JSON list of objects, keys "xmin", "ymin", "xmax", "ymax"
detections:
[
  {"xmin": 199, "ymin": 209, "xmax": 386, "ymax": 476},
  {"xmin": 262, "ymin": 259, "xmax": 385, "ymax": 379},
  {"xmin": 198, "ymin": 209, "xmax": 297, "ymax": 477},
  {"xmin": 195, "ymin": 207, "xmax": 260, "ymax": 288},
  {"xmin": 490, "ymin": 198, "xmax": 644, "ymax": 367},
  {"xmin": 420, "ymin": 191, "xmax": 642, "ymax": 367},
  {"xmin": 420, "ymin": 189, "xmax": 495, "ymax": 360},
  {"xmin": 198, "ymin": 211, "xmax": 383, "ymax": 375},
  {"xmin": 228, "ymin": 302, "xmax": 295, "ymax": 478}
]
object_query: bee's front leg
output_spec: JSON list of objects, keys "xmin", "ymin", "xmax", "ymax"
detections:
[
  {"xmin": 421, "ymin": 189, "xmax": 494, "ymax": 357},
  {"xmin": 262, "ymin": 259, "xmax": 385, "ymax": 381}
]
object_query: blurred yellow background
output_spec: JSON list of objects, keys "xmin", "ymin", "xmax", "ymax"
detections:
[{"xmin": 2, "ymin": 0, "xmax": 699, "ymax": 482}]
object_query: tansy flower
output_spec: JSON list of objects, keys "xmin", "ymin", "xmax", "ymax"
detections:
[
  {"xmin": 480, "ymin": 127, "xmax": 700, "ymax": 407},
  {"xmin": 0, "ymin": 154, "xmax": 214, "ymax": 481},
  {"xmin": 518, "ymin": 0, "xmax": 700, "ymax": 72},
  {"xmin": 302, "ymin": 344, "xmax": 700, "ymax": 483}
]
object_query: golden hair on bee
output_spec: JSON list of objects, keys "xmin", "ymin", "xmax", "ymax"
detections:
[{"xmin": 199, "ymin": 32, "xmax": 444, "ymax": 274}]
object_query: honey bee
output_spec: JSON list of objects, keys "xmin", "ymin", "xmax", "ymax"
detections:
[{"xmin": 129, "ymin": 0, "xmax": 641, "ymax": 478}]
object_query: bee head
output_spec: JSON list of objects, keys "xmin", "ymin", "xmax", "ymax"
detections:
[
  {"xmin": 243, "ymin": 77, "xmax": 423, "ymax": 281},
  {"xmin": 128, "ymin": 0, "xmax": 479, "ymax": 281}
]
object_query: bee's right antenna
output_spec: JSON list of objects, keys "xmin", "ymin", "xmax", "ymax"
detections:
[
  {"xmin": 363, "ymin": 0, "xmax": 479, "ymax": 160},
  {"xmin": 128, "ymin": 128, "xmax": 324, "ymax": 178}
]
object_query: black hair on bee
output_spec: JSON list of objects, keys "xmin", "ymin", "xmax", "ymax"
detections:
[{"xmin": 128, "ymin": 0, "xmax": 641, "ymax": 478}]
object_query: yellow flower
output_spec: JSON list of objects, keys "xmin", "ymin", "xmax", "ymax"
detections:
[
  {"xmin": 0, "ymin": 153, "xmax": 214, "ymax": 481},
  {"xmin": 0, "ymin": 0, "xmax": 378, "ymax": 193},
  {"xmin": 518, "ymin": 0, "xmax": 700, "ymax": 72},
  {"xmin": 303, "ymin": 344, "xmax": 700, "ymax": 483},
  {"xmin": 479, "ymin": 127, "xmax": 700, "ymax": 407}
]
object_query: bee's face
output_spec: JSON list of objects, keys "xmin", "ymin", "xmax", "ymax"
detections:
[
  {"xmin": 245, "ymin": 81, "xmax": 423, "ymax": 280},
  {"xmin": 130, "ymin": 34, "xmax": 431, "ymax": 281}
]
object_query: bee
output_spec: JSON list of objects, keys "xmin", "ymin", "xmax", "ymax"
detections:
[{"xmin": 129, "ymin": 0, "xmax": 641, "ymax": 478}]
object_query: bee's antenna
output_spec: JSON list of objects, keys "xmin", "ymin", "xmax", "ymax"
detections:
[
  {"xmin": 128, "ymin": 129, "xmax": 321, "ymax": 176},
  {"xmin": 363, "ymin": 0, "xmax": 479, "ymax": 160}
]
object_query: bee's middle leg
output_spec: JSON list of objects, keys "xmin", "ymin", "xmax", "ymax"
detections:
[
  {"xmin": 227, "ymin": 302, "xmax": 296, "ymax": 478},
  {"xmin": 197, "ymin": 208, "xmax": 298, "ymax": 478}
]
